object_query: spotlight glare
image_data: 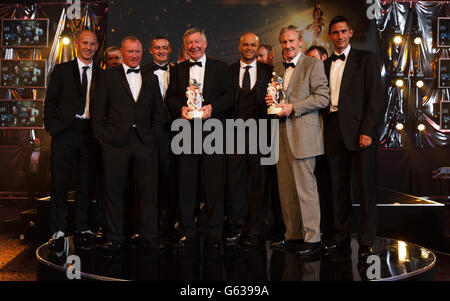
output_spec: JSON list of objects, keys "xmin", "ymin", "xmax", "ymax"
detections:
[
  {"xmin": 393, "ymin": 35, "xmax": 403, "ymax": 45},
  {"xmin": 395, "ymin": 123, "xmax": 404, "ymax": 131},
  {"xmin": 417, "ymin": 123, "xmax": 425, "ymax": 131},
  {"xmin": 395, "ymin": 79, "xmax": 404, "ymax": 88},
  {"xmin": 416, "ymin": 80, "xmax": 424, "ymax": 88},
  {"xmin": 414, "ymin": 37, "xmax": 422, "ymax": 45},
  {"xmin": 62, "ymin": 37, "xmax": 71, "ymax": 45}
]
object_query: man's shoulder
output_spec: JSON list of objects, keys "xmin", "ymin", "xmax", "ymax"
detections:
[
  {"xmin": 350, "ymin": 47, "xmax": 376, "ymax": 59},
  {"xmin": 206, "ymin": 57, "xmax": 229, "ymax": 69},
  {"xmin": 257, "ymin": 61, "xmax": 274, "ymax": 73},
  {"xmin": 52, "ymin": 59, "xmax": 75, "ymax": 72}
]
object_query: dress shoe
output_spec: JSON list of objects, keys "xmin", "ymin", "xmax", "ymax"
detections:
[
  {"xmin": 270, "ymin": 239, "xmax": 303, "ymax": 249},
  {"xmin": 101, "ymin": 241, "xmax": 122, "ymax": 252},
  {"xmin": 73, "ymin": 230, "xmax": 96, "ymax": 249},
  {"xmin": 326, "ymin": 243, "xmax": 352, "ymax": 259},
  {"xmin": 177, "ymin": 236, "xmax": 196, "ymax": 248},
  {"xmin": 225, "ymin": 231, "xmax": 242, "ymax": 243},
  {"xmin": 322, "ymin": 239, "xmax": 337, "ymax": 252},
  {"xmin": 128, "ymin": 233, "xmax": 141, "ymax": 244},
  {"xmin": 48, "ymin": 235, "xmax": 67, "ymax": 254},
  {"xmin": 207, "ymin": 238, "xmax": 223, "ymax": 249},
  {"xmin": 296, "ymin": 242, "xmax": 321, "ymax": 256},
  {"xmin": 243, "ymin": 235, "xmax": 259, "ymax": 247},
  {"xmin": 358, "ymin": 244, "xmax": 374, "ymax": 260},
  {"xmin": 142, "ymin": 239, "xmax": 167, "ymax": 251},
  {"xmin": 94, "ymin": 227, "xmax": 107, "ymax": 243}
]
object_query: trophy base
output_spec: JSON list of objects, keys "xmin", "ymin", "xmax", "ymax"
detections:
[
  {"xmin": 267, "ymin": 105, "xmax": 282, "ymax": 115},
  {"xmin": 188, "ymin": 110, "xmax": 204, "ymax": 119}
]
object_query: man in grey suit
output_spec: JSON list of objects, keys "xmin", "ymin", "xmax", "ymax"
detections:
[{"xmin": 266, "ymin": 25, "xmax": 330, "ymax": 256}]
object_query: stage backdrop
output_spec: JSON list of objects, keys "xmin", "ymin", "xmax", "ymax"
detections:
[{"xmin": 106, "ymin": 0, "xmax": 378, "ymax": 65}]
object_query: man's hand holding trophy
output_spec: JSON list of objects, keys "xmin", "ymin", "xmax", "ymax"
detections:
[
  {"xmin": 182, "ymin": 79, "xmax": 212, "ymax": 120},
  {"xmin": 265, "ymin": 72, "xmax": 294, "ymax": 118}
]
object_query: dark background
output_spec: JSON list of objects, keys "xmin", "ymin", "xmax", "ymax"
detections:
[{"xmin": 106, "ymin": 0, "xmax": 378, "ymax": 65}]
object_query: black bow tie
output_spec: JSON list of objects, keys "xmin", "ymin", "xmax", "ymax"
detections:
[
  {"xmin": 283, "ymin": 62, "xmax": 295, "ymax": 69},
  {"xmin": 331, "ymin": 54, "xmax": 346, "ymax": 62},
  {"xmin": 127, "ymin": 68, "xmax": 141, "ymax": 74},
  {"xmin": 188, "ymin": 61, "xmax": 202, "ymax": 68},
  {"xmin": 152, "ymin": 63, "xmax": 168, "ymax": 71}
]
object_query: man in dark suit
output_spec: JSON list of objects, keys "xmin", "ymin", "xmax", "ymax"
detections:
[
  {"xmin": 323, "ymin": 16, "xmax": 383, "ymax": 259},
  {"xmin": 91, "ymin": 36, "xmax": 169, "ymax": 251},
  {"xmin": 142, "ymin": 36, "xmax": 178, "ymax": 240},
  {"xmin": 44, "ymin": 30, "xmax": 100, "ymax": 253},
  {"xmin": 165, "ymin": 28, "xmax": 234, "ymax": 249},
  {"xmin": 225, "ymin": 32, "xmax": 273, "ymax": 247}
]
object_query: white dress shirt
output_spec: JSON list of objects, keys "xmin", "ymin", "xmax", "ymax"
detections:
[
  {"xmin": 153, "ymin": 62, "xmax": 169, "ymax": 99},
  {"xmin": 239, "ymin": 59, "xmax": 257, "ymax": 89},
  {"xmin": 75, "ymin": 58, "xmax": 93, "ymax": 119},
  {"xmin": 283, "ymin": 51, "xmax": 302, "ymax": 92},
  {"xmin": 189, "ymin": 54, "xmax": 207, "ymax": 93},
  {"xmin": 329, "ymin": 45, "xmax": 351, "ymax": 112},
  {"xmin": 122, "ymin": 63, "xmax": 142, "ymax": 102}
]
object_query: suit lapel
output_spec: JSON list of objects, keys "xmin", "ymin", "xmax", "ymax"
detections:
[
  {"xmin": 338, "ymin": 48, "xmax": 358, "ymax": 101},
  {"xmin": 256, "ymin": 62, "xmax": 266, "ymax": 103},
  {"xmin": 88, "ymin": 64, "xmax": 100, "ymax": 101},
  {"xmin": 71, "ymin": 59, "xmax": 82, "ymax": 96},
  {"xmin": 286, "ymin": 54, "xmax": 304, "ymax": 99},
  {"xmin": 324, "ymin": 58, "xmax": 331, "ymax": 80},
  {"xmin": 181, "ymin": 62, "xmax": 190, "ymax": 94},
  {"xmin": 203, "ymin": 58, "xmax": 215, "ymax": 102},
  {"xmin": 119, "ymin": 67, "xmax": 136, "ymax": 102}
]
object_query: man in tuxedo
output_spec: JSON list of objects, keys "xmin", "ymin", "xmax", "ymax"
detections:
[
  {"xmin": 44, "ymin": 30, "xmax": 100, "ymax": 253},
  {"xmin": 91, "ymin": 36, "xmax": 169, "ymax": 251},
  {"xmin": 265, "ymin": 25, "xmax": 329, "ymax": 256},
  {"xmin": 165, "ymin": 28, "xmax": 234, "ymax": 249},
  {"xmin": 323, "ymin": 16, "xmax": 382, "ymax": 260},
  {"xmin": 225, "ymin": 32, "xmax": 273, "ymax": 247},
  {"xmin": 143, "ymin": 36, "xmax": 177, "ymax": 240},
  {"xmin": 257, "ymin": 44, "xmax": 274, "ymax": 66}
]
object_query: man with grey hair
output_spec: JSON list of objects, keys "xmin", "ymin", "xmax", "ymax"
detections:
[
  {"xmin": 265, "ymin": 25, "xmax": 330, "ymax": 256},
  {"xmin": 92, "ymin": 35, "xmax": 169, "ymax": 252},
  {"xmin": 166, "ymin": 28, "xmax": 234, "ymax": 250}
]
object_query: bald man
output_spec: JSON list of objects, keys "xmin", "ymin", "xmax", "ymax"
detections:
[
  {"xmin": 225, "ymin": 32, "xmax": 274, "ymax": 247},
  {"xmin": 44, "ymin": 30, "xmax": 100, "ymax": 253}
]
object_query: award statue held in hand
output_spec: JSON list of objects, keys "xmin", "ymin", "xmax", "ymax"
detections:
[
  {"xmin": 186, "ymin": 79, "xmax": 204, "ymax": 119},
  {"xmin": 267, "ymin": 72, "xmax": 285, "ymax": 115}
]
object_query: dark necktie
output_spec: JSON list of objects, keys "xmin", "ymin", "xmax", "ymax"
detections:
[
  {"xmin": 152, "ymin": 63, "xmax": 168, "ymax": 71},
  {"xmin": 283, "ymin": 62, "xmax": 295, "ymax": 69},
  {"xmin": 188, "ymin": 61, "xmax": 202, "ymax": 67},
  {"xmin": 79, "ymin": 65, "xmax": 89, "ymax": 115},
  {"xmin": 331, "ymin": 53, "xmax": 346, "ymax": 61},
  {"xmin": 242, "ymin": 65, "xmax": 251, "ymax": 92},
  {"xmin": 127, "ymin": 68, "xmax": 141, "ymax": 74}
]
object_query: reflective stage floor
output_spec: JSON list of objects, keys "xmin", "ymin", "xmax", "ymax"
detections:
[{"xmin": 36, "ymin": 235, "xmax": 436, "ymax": 281}]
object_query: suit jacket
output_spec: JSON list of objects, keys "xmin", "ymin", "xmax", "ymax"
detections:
[
  {"xmin": 275, "ymin": 54, "xmax": 330, "ymax": 159},
  {"xmin": 229, "ymin": 61, "xmax": 273, "ymax": 119},
  {"xmin": 44, "ymin": 59, "xmax": 100, "ymax": 136},
  {"xmin": 324, "ymin": 47, "xmax": 382, "ymax": 151},
  {"xmin": 165, "ymin": 57, "xmax": 234, "ymax": 122},
  {"xmin": 91, "ymin": 65, "xmax": 169, "ymax": 147},
  {"xmin": 141, "ymin": 62, "xmax": 173, "ymax": 100}
]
